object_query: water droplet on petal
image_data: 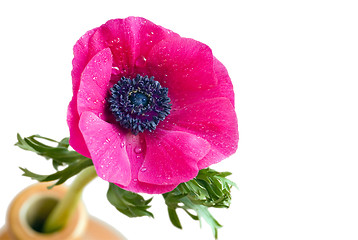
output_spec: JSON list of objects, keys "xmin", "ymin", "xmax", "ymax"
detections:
[
  {"xmin": 120, "ymin": 142, "xmax": 125, "ymax": 148},
  {"xmin": 145, "ymin": 40, "xmax": 153, "ymax": 46},
  {"xmin": 135, "ymin": 55, "xmax": 147, "ymax": 67},
  {"xmin": 134, "ymin": 147, "xmax": 142, "ymax": 154},
  {"xmin": 140, "ymin": 167, "xmax": 147, "ymax": 172}
]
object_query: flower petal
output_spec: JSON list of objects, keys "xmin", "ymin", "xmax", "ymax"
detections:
[
  {"xmin": 67, "ymin": 28, "xmax": 99, "ymax": 158},
  {"xmin": 68, "ymin": 48, "xmax": 113, "ymax": 157},
  {"xmin": 79, "ymin": 111, "xmax": 131, "ymax": 186},
  {"xmin": 212, "ymin": 57, "xmax": 235, "ymax": 107},
  {"xmin": 159, "ymin": 97, "xmax": 238, "ymax": 168},
  {"xmin": 77, "ymin": 48, "xmax": 113, "ymax": 116},
  {"xmin": 72, "ymin": 27, "xmax": 98, "ymax": 93},
  {"xmin": 88, "ymin": 17, "xmax": 178, "ymax": 78},
  {"xmin": 138, "ymin": 129, "xmax": 210, "ymax": 185},
  {"xmin": 158, "ymin": 56, "xmax": 235, "ymax": 110},
  {"xmin": 104, "ymin": 133, "xmax": 178, "ymax": 194},
  {"xmin": 67, "ymin": 99, "xmax": 90, "ymax": 157},
  {"xmin": 88, "ymin": 18, "xmax": 134, "ymax": 76},
  {"xmin": 71, "ymin": 17, "xmax": 178, "ymax": 88},
  {"xmin": 128, "ymin": 17, "xmax": 179, "ymax": 73},
  {"xmin": 146, "ymin": 37, "xmax": 217, "ymax": 94},
  {"xmin": 116, "ymin": 182, "xmax": 177, "ymax": 195}
]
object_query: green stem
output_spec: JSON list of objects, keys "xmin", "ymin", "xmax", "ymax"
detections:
[{"xmin": 42, "ymin": 166, "xmax": 97, "ymax": 233}]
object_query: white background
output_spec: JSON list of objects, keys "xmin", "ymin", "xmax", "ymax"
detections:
[{"xmin": 0, "ymin": 0, "xmax": 358, "ymax": 239}]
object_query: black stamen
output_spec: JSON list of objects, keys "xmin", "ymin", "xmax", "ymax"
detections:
[{"xmin": 108, "ymin": 75, "xmax": 172, "ymax": 135}]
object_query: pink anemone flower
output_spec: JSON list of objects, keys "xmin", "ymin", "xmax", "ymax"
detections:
[{"xmin": 67, "ymin": 17, "xmax": 239, "ymax": 194}]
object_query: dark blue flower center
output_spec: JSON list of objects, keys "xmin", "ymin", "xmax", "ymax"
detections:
[
  {"xmin": 108, "ymin": 75, "xmax": 171, "ymax": 135},
  {"xmin": 129, "ymin": 91, "xmax": 149, "ymax": 107}
]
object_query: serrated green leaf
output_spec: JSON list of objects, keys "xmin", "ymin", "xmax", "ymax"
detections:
[
  {"xmin": 107, "ymin": 183, "xmax": 154, "ymax": 218},
  {"xmin": 181, "ymin": 197, "xmax": 222, "ymax": 239},
  {"xmin": 162, "ymin": 168, "xmax": 237, "ymax": 239},
  {"xmin": 183, "ymin": 208, "xmax": 199, "ymax": 221},
  {"xmin": 52, "ymin": 159, "xmax": 65, "ymax": 171},
  {"xmin": 168, "ymin": 207, "xmax": 182, "ymax": 229},
  {"xmin": 57, "ymin": 137, "xmax": 70, "ymax": 148},
  {"xmin": 16, "ymin": 134, "xmax": 87, "ymax": 169},
  {"xmin": 19, "ymin": 168, "xmax": 49, "ymax": 181},
  {"xmin": 15, "ymin": 133, "xmax": 35, "ymax": 151},
  {"xmin": 20, "ymin": 157, "xmax": 93, "ymax": 188}
]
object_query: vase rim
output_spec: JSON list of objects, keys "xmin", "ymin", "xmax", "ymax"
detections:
[{"xmin": 7, "ymin": 183, "xmax": 87, "ymax": 240}]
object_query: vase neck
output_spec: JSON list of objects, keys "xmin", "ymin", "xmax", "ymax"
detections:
[{"xmin": 6, "ymin": 183, "xmax": 87, "ymax": 240}]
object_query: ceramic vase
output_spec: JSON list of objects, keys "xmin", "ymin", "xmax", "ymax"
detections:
[{"xmin": 0, "ymin": 183, "xmax": 126, "ymax": 240}]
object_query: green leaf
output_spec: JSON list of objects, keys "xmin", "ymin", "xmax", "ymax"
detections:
[
  {"xmin": 163, "ymin": 192, "xmax": 222, "ymax": 239},
  {"xmin": 168, "ymin": 207, "xmax": 182, "ymax": 229},
  {"xmin": 181, "ymin": 197, "xmax": 222, "ymax": 239},
  {"xmin": 20, "ymin": 157, "xmax": 94, "ymax": 189},
  {"xmin": 107, "ymin": 183, "xmax": 154, "ymax": 218},
  {"xmin": 182, "ymin": 168, "xmax": 236, "ymax": 208},
  {"xmin": 17, "ymin": 133, "xmax": 94, "ymax": 187},
  {"xmin": 162, "ymin": 168, "xmax": 237, "ymax": 239},
  {"xmin": 57, "ymin": 137, "xmax": 70, "ymax": 148},
  {"xmin": 16, "ymin": 134, "xmax": 87, "ymax": 169}
]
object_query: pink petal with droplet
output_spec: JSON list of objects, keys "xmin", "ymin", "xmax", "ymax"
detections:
[
  {"xmin": 68, "ymin": 48, "xmax": 113, "ymax": 157},
  {"xmin": 79, "ymin": 111, "xmax": 131, "ymax": 186},
  {"xmin": 67, "ymin": 99, "xmax": 91, "ymax": 158},
  {"xmin": 72, "ymin": 27, "xmax": 98, "ymax": 93},
  {"xmin": 67, "ymin": 27, "xmax": 99, "ymax": 158},
  {"xmin": 129, "ymin": 17, "xmax": 179, "ymax": 73},
  {"xmin": 116, "ymin": 181, "xmax": 177, "ymax": 194},
  {"xmin": 159, "ymin": 97, "xmax": 238, "ymax": 168},
  {"xmin": 77, "ymin": 48, "xmax": 113, "ymax": 116},
  {"xmin": 113, "ymin": 134, "xmax": 178, "ymax": 194},
  {"xmin": 88, "ymin": 19, "xmax": 133, "ymax": 76},
  {"xmin": 138, "ymin": 129, "xmax": 210, "ymax": 185},
  {"xmin": 212, "ymin": 57, "xmax": 235, "ymax": 107},
  {"xmin": 86, "ymin": 17, "xmax": 176, "ymax": 78},
  {"xmin": 146, "ymin": 37, "xmax": 216, "ymax": 94}
]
